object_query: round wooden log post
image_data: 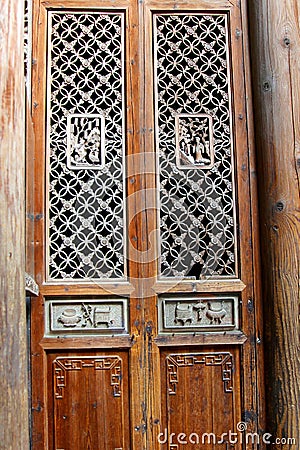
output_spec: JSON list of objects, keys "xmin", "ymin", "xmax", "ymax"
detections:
[
  {"xmin": 248, "ymin": 0, "xmax": 300, "ymax": 448},
  {"xmin": 0, "ymin": 0, "xmax": 29, "ymax": 449}
]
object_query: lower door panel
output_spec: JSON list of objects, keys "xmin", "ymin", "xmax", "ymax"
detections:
[
  {"xmin": 160, "ymin": 347, "xmax": 241, "ymax": 450},
  {"xmin": 46, "ymin": 351, "xmax": 130, "ymax": 450}
]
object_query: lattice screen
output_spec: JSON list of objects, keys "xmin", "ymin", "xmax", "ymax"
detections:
[{"xmin": 154, "ymin": 14, "xmax": 238, "ymax": 279}]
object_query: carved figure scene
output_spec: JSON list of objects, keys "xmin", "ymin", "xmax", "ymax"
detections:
[
  {"xmin": 68, "ymin": 115, "xmax": 104, "ymax": 168},
  {"xmin": 177, "ymin": 115, "xmax": 213, "ymax": 168}
]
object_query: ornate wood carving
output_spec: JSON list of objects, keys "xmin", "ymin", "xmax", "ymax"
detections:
[
  {"xmin": 46, "ymin": 11, "xmax": 126, "ymax": 281},
  {"xmin": 67, "ymin": 114, "xmax": 105, "ymax": 170},
  {"xmin": 25, "ymin": 272, "xmax": 39, "ymax": 296},
  {"xmin": 167, "ymin": 352, "xmax": 233, "ymax": 395},
  {"xmin": 175, "ymin": 114, "xmax": 214, "ymax": 169},
  {"xmin": 46, "ymin": 299, "xmax": 128, "ymax": 335},
  {"xmin": 159, "ymin": 295, "xmax": 238, "ymax": 332},
  {"xmin": 54, "ymin": 356, "xmax": 122, "ymax": 399},
  {"xmin": 154, "ymin": 13, "xmax": 237, "ymax": 280}
]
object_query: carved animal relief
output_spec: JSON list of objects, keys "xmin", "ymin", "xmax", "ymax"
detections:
[
  {"xmin": 46, "ymin": 299, "xmax": 128, "ymax": 335},
  {"xmin": 159, "ymin": 296, "xmax": 238, "ymax": 332}
]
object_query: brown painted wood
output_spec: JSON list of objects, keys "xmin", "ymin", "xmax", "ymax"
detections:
[
  {"xmin": 160, "ymin": 347, "xmax": 241, "ymax": 449},
  {"xmin": 40, "ymin": 336, "xmax": 133, "ymax": 349},
  {"xmin": 155, "ymin": 333, "xmax": 247, "ymax": 347},
  {"xmin": 0, "ymin": 0, "xmax": 29, "ymax": 448},
  {"xmin": 248, "ymin": 1, "xmax": 300, "ymax": 447},
  {"xmin": 30, "ymin": 1, "xmax": 264, "ymax": 448}
]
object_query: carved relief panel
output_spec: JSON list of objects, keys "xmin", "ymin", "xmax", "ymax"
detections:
[
  {"xmin": 45, "ymin": 298, "xmax": 129, "ymax": 336},
  {"xmin": 49, "ymin": 353, "xmax": 130, "ymax": 450},
  {"xmin": 67, "ymin": 114, "xmax": 105, "ymax": 170},
  {"xmin": 159, "ymin": 295, "xmax": 239, "ymax": 332},
  {"xmin": 175, "ymin": 114, "xmax": 214, "ymax": 169}
]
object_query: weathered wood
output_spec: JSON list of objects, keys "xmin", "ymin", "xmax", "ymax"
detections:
[
  {"xmin": 0, "ymin": 0, "xmax": 29, "ymax": 449},
  {"xmin": 248, "ymin": 0, "xmax": 300, "ymax": 447},
  {"xmin": 155, "ymin": 332, "xmax": 247, "ymax": 346},
  {"xmin": 26, "ymin": 99, "xmax": 35, "ymax": 279}
]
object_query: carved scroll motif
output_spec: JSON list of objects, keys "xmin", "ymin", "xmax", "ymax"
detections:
[
  {"xmin": 167, "ymin": 353, "xmax": 233, "ymax": 395},
  {"xmin": 47, "ymin": 12, "xmax": 126, "ymax": 281},
  {"xmin": 54, "ymin": 356, "xmax": 122, "ymax": 399}
]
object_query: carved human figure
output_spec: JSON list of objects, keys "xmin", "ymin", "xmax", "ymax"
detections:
[{"xmin": 194, "ymin": 136, "xmax": 205, "ymax": 162}]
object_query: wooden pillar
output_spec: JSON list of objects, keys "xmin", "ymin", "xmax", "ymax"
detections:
[
  {"xmin": 0, "ymin": 0, "xmax": 29, "ymax": 449},
  {"xmin": 248, "ymin": 0, "xmax": 300, "ymax": 447}
]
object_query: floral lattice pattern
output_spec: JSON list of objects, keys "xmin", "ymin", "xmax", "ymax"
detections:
[{"xmin": 154, "ymin": 14, "xmax": 237, "ymax": 279}]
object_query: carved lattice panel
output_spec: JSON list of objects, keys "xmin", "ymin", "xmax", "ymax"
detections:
[
  {"xmin": 154, "ymin": 13, "xmax": 238, "ymax": 280},
  {"xmin": 46, "ymin": 11, "xmax": 126, "ymax": 281}
]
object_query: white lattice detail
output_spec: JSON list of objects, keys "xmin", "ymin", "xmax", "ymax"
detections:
[
  {"xmin": 46, "ymin": 12, "xmax": 126, "ymax": 281},
  {"xmin": 154, "ymin": 14, "xmax": 237, "ymax": 279}
]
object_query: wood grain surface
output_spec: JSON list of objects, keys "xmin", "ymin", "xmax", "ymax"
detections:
[
  {"xmin": 249, "ymin": 0, "xmax": 300, "ymax": 448},
  {"xmin": 0, "ymin": 0, "xmax": 29, "ymax": 448}
]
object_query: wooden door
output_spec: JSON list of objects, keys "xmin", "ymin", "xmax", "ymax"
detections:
[{"xmin": 30, "ymin": 0, "xmax": 264, "ymax": 448}]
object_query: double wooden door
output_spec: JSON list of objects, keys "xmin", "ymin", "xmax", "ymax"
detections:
[{"xmin": 30, "ymin": 0, "xmax": 264, "ymax": 448}]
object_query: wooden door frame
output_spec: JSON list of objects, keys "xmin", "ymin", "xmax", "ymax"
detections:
[{"xmin": 0, "ymin": 0, "xmax": 29, "ymax": 448}]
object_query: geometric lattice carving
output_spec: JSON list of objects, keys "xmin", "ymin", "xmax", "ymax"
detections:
[
  {"xmin": 54, "ymin": 356, "xmax": 122, "ymax": 399},
  {"xmin": 167, "ymin": 353, "xmax": 233, "ymax": 394},
  {"xmin": 47, "ymin": 12, "xmax": 125, "ymax": 281},
  {"xmin": 154, "ymin": 14, "xmax": 237, "ymax": 279}
]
